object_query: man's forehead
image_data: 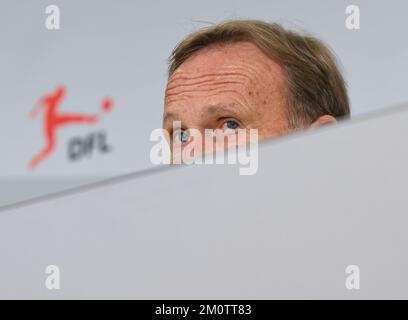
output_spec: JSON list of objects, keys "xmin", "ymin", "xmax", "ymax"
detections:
[
  {"xmin": 164, "ymin": 40, "xmax": 288, "ymax": 126},
  {"xmin": 169, "ymin": 41, "xmax": 275, "ymax": 79}
]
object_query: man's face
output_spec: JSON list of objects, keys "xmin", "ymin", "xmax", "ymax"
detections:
[{"xmin": 163, "ymin": 41, "xmax": 290, "ymax": 152}]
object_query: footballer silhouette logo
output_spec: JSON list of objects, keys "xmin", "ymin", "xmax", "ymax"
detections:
[{"xmin": 29, "ymin": 86, "xmax": 113, "ymax": 170}]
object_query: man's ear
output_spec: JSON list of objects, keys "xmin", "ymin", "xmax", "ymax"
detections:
[{"xmin": 310, "ymin": 115, "xmax": 337, "ymax": 129}]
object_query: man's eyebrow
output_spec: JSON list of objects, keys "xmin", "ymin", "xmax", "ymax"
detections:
[
  {"xmin": 163, "ymin": 103, "xmax": 247, "ymax": 124},
  {"xmin": 205, "ymin": 103, "xmax": 242, "ymax": 117}
]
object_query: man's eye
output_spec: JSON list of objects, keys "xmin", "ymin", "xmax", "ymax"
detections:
[
  {"xmin": 174, "ymin": 130, "xmax": 190, "ymax": 144},
  {"xmin": 222, "ymin": 120, "xmax": 240, "ymax": 131}
]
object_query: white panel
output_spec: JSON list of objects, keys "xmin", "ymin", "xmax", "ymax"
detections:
[{"xmin": 1, "ymin": 105, "xmax": 407, "ymax": 299}]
